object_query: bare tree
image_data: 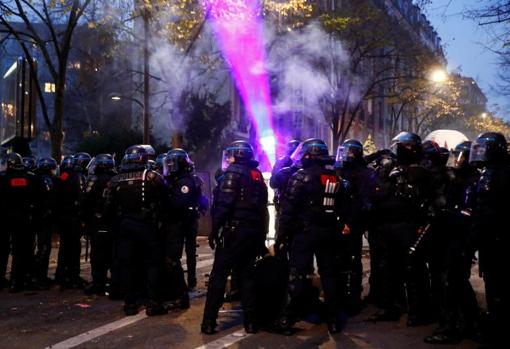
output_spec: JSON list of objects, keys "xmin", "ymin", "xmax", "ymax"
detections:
[{"xmin": 0, "ymin": 0, "xmax": 94, "ymax": 159}]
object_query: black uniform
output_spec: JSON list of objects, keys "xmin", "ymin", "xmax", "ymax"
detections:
[
  {"xmin": 107, "ymin": 165, "xmax": 168, "ymax": 314},
  {"xmin": 82, "ymin": 170, "xmax": 116, "ymax": 294},
  {"xmin": 202, "ymin": 159, "xmax": 268, "ymax": 333},
  {"xmin": 365, "ymin": 149, "xmax": 396, "ymax": 306},
  {"xmin": 336, "ymin": 161, "xmax": 376, "ymax": 314},
  {"xmin": 0, "ymin": 166, "xmax": 38, "ymax": 292},
  {"xmin": 163, "ymin": 172, "xmax": 202, "ymax": 303},
  {"xmin": 32, "ymin": 167, "xmax": 59, "ymax": 288},
  {"xmin": 425, "ymin": 164, "xmax": 480, "ymax": 344},
  {"xmin": 55, "ymin": 168, "xmax": 87, "ymax": 286},
  {"xmin": 276, "ymin": 162, "xmax": 345, "ymax": 332},
  {"xmin": 370, "ymin": 133, "xmax": 436, "ymax": 325},
  {"xmin": 468, "ymin": 133, "xmax": 510, "ymax": 348}
]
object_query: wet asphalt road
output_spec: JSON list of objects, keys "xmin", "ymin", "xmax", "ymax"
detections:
[{"xmin": 0, "ymin": 237, "xmax": 484, "ymax": 349}]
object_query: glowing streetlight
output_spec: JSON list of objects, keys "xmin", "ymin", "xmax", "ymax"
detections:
[
  {"xmin": 111, "ymin": 96, "xmax": 121, "ymax": 101},
  {"xmin": 481, "ymin": 112, "xmax": 488, "ymax": 119},
  {"xmin": 430, "ymin": 68, "xmax": 448, "ymax": 83}
]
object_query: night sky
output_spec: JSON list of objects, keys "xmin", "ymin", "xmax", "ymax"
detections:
[{"xmin": 426, "ymin": 0, "xmax": 509, "ymax": 119}]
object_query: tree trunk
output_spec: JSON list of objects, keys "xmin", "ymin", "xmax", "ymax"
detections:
[{"xmin": 51, "ymin": 81, "xmax": 65, "ymax": 160}]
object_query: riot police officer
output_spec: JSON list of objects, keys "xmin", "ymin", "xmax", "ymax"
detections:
[
  {"xmin": 335, "ymin": 139, "xmax": 376, "ymax": 315},
  {"xmin": 82, "ymin": 154, "xmax": 117, "ymax": 296},
  {"xmin": 468, "ymin": 132, "xmax": 510, "ymax": 348},
  {"xmin": 365, "ymin": 148, "xmax": 396, "ymax": 306},
  {"xmin": 22, "ymin": 155, "xmax": 37, "ymax": 172},
  {"xmin": 154, "ymin": 153, "xmax": 166, "ymax": 175},
  {"xmin": 75, "ymin": 152, "xmax": 92, "ymax": 175},
  {"xmin": 275, "ymin": 138, "xmax": 345, "ymax": 334},
  {"xmin": 162, "ymin": 149, "xmax": 202, "ymax": 308},
  {"xmin": 55, "ymin": 153, "xmax": 89, "ymax": 288},
  {"xmin": 0, "ymin": 153, "xmax": 38, "ymax": 292},
  {"xmin": 272, "ymin": 140, "xmax": 300, "ymax": 177},
  {"xmin": 32, "ymin": 157, "xmax": 59, "ymax": 289},
  {"xmin": 201, "ymin": 141, "xmax": 268, "ymax": 335},
  {"xmin": 369, "ymin": 132, "xmax": 435, "ymax": 326},
  {"xmin": 424, "ymin": 141, "xmax": 481, "ymax": 344},
  {"xmin": 270, "ymin": 140, "xmax": 300, "ymax": 212},
  {"xmin": 107, "ymin": 145, "xmax": 168, "ymax": 316}
]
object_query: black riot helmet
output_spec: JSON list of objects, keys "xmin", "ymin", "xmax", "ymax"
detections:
[
  {"xmin": 391, "ymin": 132, "xmax": 422, "ymax": 163},
  {"xmin": 439, "ymin": 147, "xmax": 450, "ymax": 167},
  {"xmin": 7, "ymin": 153, "xmax": 24, "ymax": 171},
  {"xmin": 154, "ymin": 153, "xmax": 166, "ymax": 173},
  {"xmin": 447, "ymin": 141, "xmax": 472, "ymax": 170},
  {"xmin": 286, "ymin": 139, "xmax": 300, "ymax": 156},
  {"xmin": 165, "ymin": 148, "xmax": 193, "ymax": 175},
  {"xmin": 225, "ymin": 140, "xmax": 254, "ymax": 163},
  {"xmin": 139, "ymin": 145, "xmax": 156, "ymax": 160},
  {"xmin": 121, "ymin": 145, "xmax": 150, "ymax": 171},
  {"xmin": 36, "ymin": 157, "xmax": 58, "ymax": 175},
  {"xmin": 74, "ymin": 152, "xmax": 92, "ymax": 171},
  {"xmin": 336, "ymin": 139, "xmax": 364, "ymax": 168},
  {"xmin": 291, "ymin": 138, "xmax": 329, "ymax": 168},
  {"xmin": 89, "ymin": 154, "xmax": 116, "ymax": 175},
  {"xmin": 22, "ymin": 156, "xmax": 37, "ymax": 171},
  {"xmin": 60, "ymin": 155, "xmax": 75, "ymax": 171},
  {"xmin": 422, "ymin": 140, "xmax": 441, "ymax": 166},
  {"xmin": 469, "ymin": 132, "xmax": 508, "ymax": 167}
]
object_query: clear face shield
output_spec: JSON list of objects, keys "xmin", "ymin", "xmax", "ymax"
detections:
[
  {"xmin": 446, "ymin": 150, "xmax": 468, "ymax": 169},
  {"xmin": 289, "ymin": 142, "xmax": 305, "ymax": 167},
  {"xmin": 221, "ymin": 150, "xmax": 232, "ymax": 171},
  {"xmin": 468, "ymin": 143, "xmax": 487, "ymax": 165},
  {"xmin": 86, "ymin": 157, "xmax": 96, "ymax": 176},
  {"xmin": 335, "ymin": 145, "xmax": 360, "ymax": 168}
]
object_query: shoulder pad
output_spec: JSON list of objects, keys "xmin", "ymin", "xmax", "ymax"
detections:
[
  {"xmin": 220, "ymin": 170, "xmax": 241, "ymax": 193},
  {"xmin": 293, "ymin": 169, "xmax": 311, "ymax": 182},
  {"xmin": 225, "ymin": 164, "xmax": 245, "ymax": 176}
]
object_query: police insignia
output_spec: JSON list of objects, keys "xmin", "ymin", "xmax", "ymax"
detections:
[{"xmin": 181, "ymin": 185, "xmax": 189, "ymax": 194}]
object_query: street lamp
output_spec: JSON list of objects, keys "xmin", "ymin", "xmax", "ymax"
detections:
[
  {"xmin": 430, "ymin": 68, "xmax": 448, "ymax": 83},
  {"xmin": 109, "ymin": 93, "xmax": 148, "ymax": 142}
]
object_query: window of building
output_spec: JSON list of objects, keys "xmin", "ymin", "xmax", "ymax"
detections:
[{"xmin": 44, "ymin": 83, "xmax": 56, "ymax": 93}]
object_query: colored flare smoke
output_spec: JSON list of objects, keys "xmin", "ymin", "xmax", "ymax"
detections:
[{"xmin": 204, "ymin": 0, "xmax": 278, "ymax": 168}]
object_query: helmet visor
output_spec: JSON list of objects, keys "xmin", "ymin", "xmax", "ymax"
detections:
[
  {"xmin": 469, "ymin": 143, "xmax": 487, "ymax": 165},
  {"xmin": 221, "ymin": 150, "xmax": 230, "ymax": 171}
]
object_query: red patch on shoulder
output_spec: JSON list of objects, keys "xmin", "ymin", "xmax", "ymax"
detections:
[
  {"xmin": 60, "ymin": 172, "xmax": 69, "ymax": 181},
  {"xmin": 10, "ymin": 178, "xmax": 28, "ymax": 187},
  {"xmin": 251, "ymin": 170, "xmax": 262, "ymax": 182},
  {"xmin": 320, "ymin": 174, "xmax": 337, "ymax": 186}
]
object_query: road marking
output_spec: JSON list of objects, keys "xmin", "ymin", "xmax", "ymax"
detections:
[
  {"xmin": 196, "ymin": 258, "xmax": 215, "ymax": 270},
  {"xmin": 194, "ymin": 331, "xmax": 253, "ymax": 349},
  {"xmin": 45, "ymin": 313, "xmax": 147, "ymax": 349}
]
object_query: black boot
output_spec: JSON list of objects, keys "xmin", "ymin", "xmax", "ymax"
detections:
[
  {"xmin": 367, "ymin": 309, "xmax": 401, "ymax": 322},
  {"xmin": 145, "ymin": 301, "xmax": 168, "ymax": 316},
  {"xmin": 84, "ymin": 283, "xmax": 106, "ymax": 296},
  {"xmin": 424, "ymin": 327, "xmax": 462, "ymax": 345},
  {"xmin": 124, "ymin": 303, "xmax": 139, "ymax": 316},
  {"xmin": 244, "ymin": 321, "xmax": 259, "ymax": 334},
  {"xmin": 188, "ymin": 276, "xmax": 197, "ymax": 290},
  {"xmin": 165, "ymin": 293, "xmax": 190, "ymax": 310},
  {"xmin": 201, "ymin": 319, "xmax": 217, "ymax": 335}
]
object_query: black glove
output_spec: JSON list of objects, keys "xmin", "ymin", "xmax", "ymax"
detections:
[{"xmin": 209, "ymin": 230, "xmax": 219, "ymax": 250}]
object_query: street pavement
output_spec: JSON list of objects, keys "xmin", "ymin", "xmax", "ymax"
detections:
[{"xmin": 0, "ymin": 237, "xmax": 484, "ymax": 349}]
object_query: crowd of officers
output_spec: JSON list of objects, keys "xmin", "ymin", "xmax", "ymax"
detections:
[
  {"xmin": 0, "ymin": 145, "xmax": 206, "ymax": 316},
  {"xmin": 0, "ymin": 130, "xmax": 508, "ymax": 348}
]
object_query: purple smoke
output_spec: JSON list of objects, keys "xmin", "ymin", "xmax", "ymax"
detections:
[{"xmin": 204, "ymin": 0, "xmax": 278, "ymax": 168}]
